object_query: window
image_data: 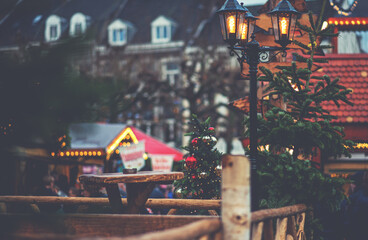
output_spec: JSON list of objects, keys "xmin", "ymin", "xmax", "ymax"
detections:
[
  {"xmin": 50, "ymin": 25, "xmax": 58, "ymax": 40},
  {"xmin": 156, "ymin": 26, "xmax": 168, "ymax": 39},
  {"xmin": 108, "ymin": 19, "xmax": 134, "ymax": 46},
  {"xmin": 45, "ymin": 15, "xmax": 62, "ymax": 42},
  {"xmin": 151, "ymin": 16, "xmax": 177, "ymax": 43},
  {"xmin": 69, "ymin": 13, "xmax": 89, "ymax": 37},
  {"xmin": 163, "ymin": 62, "xmax": 180, "ymax": 86},
  {"xmin": 113, "ymin": 29, "xmax": 125, "ymax": 43},
  {"xmin": 74, "ymin": 23, "xmax": 82, "ymax": 35}
]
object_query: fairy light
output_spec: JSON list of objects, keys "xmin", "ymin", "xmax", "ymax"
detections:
[{"xmin": 329, "ymin": 0, "xmax": 358, "ymax": 16}]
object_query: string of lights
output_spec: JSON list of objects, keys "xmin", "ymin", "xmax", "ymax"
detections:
[{"xmin": 329, "ymin": 0, "xmax": 358, "ymax": 16}]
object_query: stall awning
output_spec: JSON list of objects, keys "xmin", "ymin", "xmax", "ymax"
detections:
[{"xmin": 130, "ymin": 127, "xmax": 183, "ymax": 162}]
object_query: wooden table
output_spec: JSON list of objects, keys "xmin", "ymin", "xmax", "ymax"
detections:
[{"xmin": 79, "ymin": 171, "xmax": 184, "ymax": 214}]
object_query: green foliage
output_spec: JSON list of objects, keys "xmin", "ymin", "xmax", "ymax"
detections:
[
  {"xmin": 244, "ymin": 8, "xmax": 352, "ymax": 240},
  {"xmin": 246, "ymin": 10, "xmax": 354, "ymax": 160},
  {"xmin": 257, "ymin": 151, "xmax": 346, "ymax": 211},
  {"xmin": 174, "ymin": 115, "xmax": 222, "ymax": 212},
  {"xmin": 256, "ymin": 151, "xmax": 348, "ymax": 240}
]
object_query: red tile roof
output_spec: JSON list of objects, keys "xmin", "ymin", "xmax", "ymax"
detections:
[{"xmin": 317, "ymin": 54, "xmax": 368, "ymax": 124}]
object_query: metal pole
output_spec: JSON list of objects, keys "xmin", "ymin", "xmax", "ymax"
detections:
[{"xmin": 246, "ymin": 34, "xmax": 260, "ymax": 211}]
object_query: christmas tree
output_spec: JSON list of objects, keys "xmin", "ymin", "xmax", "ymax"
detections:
[{"xmin": 174, "ymin": 115, "xmax": 223, "ymax": 204}]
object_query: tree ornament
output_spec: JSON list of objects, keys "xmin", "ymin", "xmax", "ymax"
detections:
[
  {"xmin": 191, "ymin": 138, "xmax": 198, "ymax": 146},
  {"xmin": 211, "ymin": 136, "xmax": 217, "ymax": 144},
  {"xmin": 202, "ymin": 136, "xmax": 211, "ymax": 143},
  {"xmin": 216, "ymin": 165, "xmax": 222, "ymax": 177},
  {"xmin": 192, "ymin": 175, "xmax": 196, "ymax": 179},
  {"xmin": 200, "ymin": 172, "xmax": 209, "ymax": 178},
  {"xmin": 208, "ymin": 127, "xmax": 215, "ymax": 132},
  {"xmin": 175, "ymin": 188, "xmax": 183, "ymax": 198},
  {"xmin": 185, "ymin": 155, "xmax": 197, "ymax": 169}
]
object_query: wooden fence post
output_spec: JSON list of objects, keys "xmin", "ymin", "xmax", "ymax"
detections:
[{"xmin": 222, "ymin": 155, "xmax": 251, "ymax": 240}]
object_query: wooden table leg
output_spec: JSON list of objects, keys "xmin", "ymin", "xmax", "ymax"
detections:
[
  {"xmin": 105, "ymin": 184, "xmax": 124, "ymax": 214},
  {"xmin": 126, "ymin": 182, "xmax": 155, "ymax": 214}
]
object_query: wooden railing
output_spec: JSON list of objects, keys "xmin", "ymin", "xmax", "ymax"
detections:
[
  {"xmin": 0, "ymin": 155, "xmax": 309, "ymax": 240},
  {"xmin": 0, "ymin": 196, "xmax": 221, "ymax": 214},
  {"xmin": 251, "ymin": 204, "xmax": 308, "ymax": 240}
]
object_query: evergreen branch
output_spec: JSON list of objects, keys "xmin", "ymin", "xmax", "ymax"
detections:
[
  {"xmin": 292, "ymin": 52, "xmax": 308, "ymax": 62},
  {"xmin": 308, "ymin": 12, "xmax": 316, "ymax": 32},
  {"xmin": 296, "ymin": 21, "xmax": 313, "ymax": 33},
  {"xmin": 293, "ymin": 40, "xmax": 310, "ymax": 51}
]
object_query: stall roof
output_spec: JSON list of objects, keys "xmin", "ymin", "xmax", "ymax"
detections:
[
  {"xmin": 70, "ymin": 123, "xmax": 127, "ymax": 149},
  {"xmin": 68, "ymin": 123, "xmax": 183, "ymax": 161},
  {"xmin": 130, "ymin": 127, "xmax": 183, "ymax": 162}
]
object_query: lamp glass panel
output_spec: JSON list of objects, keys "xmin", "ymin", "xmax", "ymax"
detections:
[
  {"xmin": 219, "ymin": 14, "xmax": 226, "ymax": 40},
  {"xmin": 248, "ymin": 18, "xmax": 255, "ymax": 40},
  {"xmin": 271, "ymin": 14, "xmax": 279, "ymax": 41},
  {"xmin": 289, "ymin": 14, "xmax": 297, "ymax": 41}
]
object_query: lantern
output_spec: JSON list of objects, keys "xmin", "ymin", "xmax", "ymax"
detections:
[
  {"xmin": 268, "ymin": 0, "xmax": 300, "ymax": 48},
  {"xmin": 217, "ymin": 0, "xmax": 248, "ymax": 45},
  {"xmin": 239, "ymin": 11, "xmax": 257, "ymax": 46}
]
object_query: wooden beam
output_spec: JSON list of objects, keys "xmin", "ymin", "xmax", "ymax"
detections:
[
  {"xmin": 0, "ymin": 196, "xmax": 221, "ymax": 210},
  {"xmin": 221, "ymin": 155, "xmax": 251, "ymax": 240},
  {"xmin": 0, "ymin": 214, "xmax": 219, "ymax": 238},
  {"xmin": 251, "ymin": 204, "xmax": 308, "ymax": 223}
]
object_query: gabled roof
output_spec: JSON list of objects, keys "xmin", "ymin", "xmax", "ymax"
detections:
[
  {"xmin": 70, "ymin": 123, "xmax": 127, "ymax": 149},
  {"xmin": 115, "ymin": 0, "xmax": 219, "ymax": 44},
  {"xmin": 318, "ymin": 54, "xmax": 368, "ymax": 124}
]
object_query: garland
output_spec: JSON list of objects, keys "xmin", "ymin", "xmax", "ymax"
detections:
[{"xmin": 329, "ymin": 0, "xmax": 358, "ymax": 16}]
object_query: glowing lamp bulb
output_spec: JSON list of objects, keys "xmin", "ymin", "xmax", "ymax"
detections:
[
  {"xmin": 280, "ymin": 17, "xmax": 289, "ymax": 39},
  {"xmin": 240, "ymin": 23, "xmax": 248, "ymax": 40},
  {"xmin": 227, "ymin": 15, "xmax": 236, "ymax": 33}
]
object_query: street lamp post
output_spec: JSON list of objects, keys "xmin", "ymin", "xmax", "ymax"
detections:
[{"xmin": 217, "ymin": 0, "xmax": 300, "ymax": 211}]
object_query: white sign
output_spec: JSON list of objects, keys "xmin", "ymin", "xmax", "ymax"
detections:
[
  {"xmin": 151, "ymin": 155, "xmax": 174, "ymax": 172},
  {"xmin": 119, "ymin": 141, "xmax": 145, "ymax": 170}
]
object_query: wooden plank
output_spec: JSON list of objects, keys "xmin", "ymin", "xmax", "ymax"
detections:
[
  {"xmin": 79, "ymin": 171, "xmax": 184, "ymax": 184},
  {"xmin": 296, "ymin": 213, "xmax": 306, "ymax": 240},
  {"xmin": 0, "ymin": 214, "xmax": 219, "ymax": 238},
  {"xmin": 287, "ymin": 215, "xmax": 297, "ymax": 239},
  {"xmin": 221, "ymin": 155, "xmax": 251, "ymax": 240},
  {"xmin": 252, "ymin": 204, "xmax": 308, "ymax": 223},
  {"xmin": 0, "ymin": 196, "xmax": 221, "ymax": 210},
  {"xmin": 263, "ymin": 219, "xmax": 274, "ymax": 240},
  {"xmin": 251, "ymin": 222, "xmax": 264, "ymax": 240},
  {"xmin": 275, "ymin": 217, "xmax": 288, "ymax": 240}
]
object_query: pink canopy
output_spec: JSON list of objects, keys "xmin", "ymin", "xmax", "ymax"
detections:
[{"xmin": 130, "ymin": 127, "xmax": 184, "ymax": 162}]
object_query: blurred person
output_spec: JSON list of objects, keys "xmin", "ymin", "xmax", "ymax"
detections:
[
  {"xmin": 35, "ymin": 175, "xmax": 62, "ymax": 213},
  {"xmin": 344, "ymin": 171, "xmax": 368, "ymax": 240}
]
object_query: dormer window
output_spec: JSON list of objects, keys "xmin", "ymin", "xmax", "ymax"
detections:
[
  {"xmin": 45, "ymin": 15, "xmax": 63, "ymax": 42},
  {"xmin": 70, "ymin": 13, "xmax": 90, "ymax": 37},
  {"xmin": 50, "ymin": 25, "xmax": 58, "ymax": 39},
  {"xmin": 151, "ymin": 16, "xmax": 177, "ymax": 44},
  {"xmin": 108, "ymin": 19, "xmax": 135, "ymax": 47}
]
